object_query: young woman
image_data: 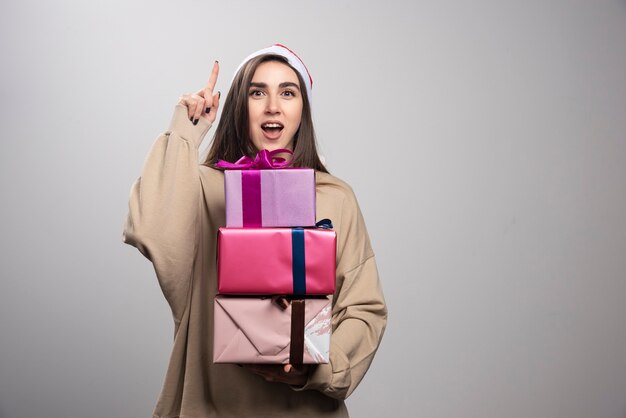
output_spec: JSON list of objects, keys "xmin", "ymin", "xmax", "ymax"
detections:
[{"xmin": 124, "ymin": 44, "xmax": 387, "ymax": 418}]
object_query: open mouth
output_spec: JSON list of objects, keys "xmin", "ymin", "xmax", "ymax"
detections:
[{"xmin": 261, "ymin": 122, "xmax": 284, "ymax": 136}]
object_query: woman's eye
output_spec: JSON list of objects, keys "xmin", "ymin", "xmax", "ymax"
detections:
[
  {"xmin": 282, "ymin": 90, "xmax": 296, "ymax": 97},
  {"xmin": 249, "ymin": 89, "xmax": 264, "ymax": 97}
]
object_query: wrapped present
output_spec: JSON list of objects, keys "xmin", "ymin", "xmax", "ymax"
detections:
[
  {"xmin": 217, "ymin": 149, "xmax": 316, "ymax": 227},
  {"xmin": 224, "ymin": 168, "xmax": 315, "ymax": 227},
  {"xmin": 217, "ymin": 223, "xmax": 336, "ymax": 295},
  {"xmin": 213, "ymin": 295, "xmax": 331, "ymax": 364}
]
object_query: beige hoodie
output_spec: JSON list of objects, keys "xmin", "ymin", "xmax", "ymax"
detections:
[{"xmin": 123, "ymin": 105, "xmax": 387, "ymax": 418}]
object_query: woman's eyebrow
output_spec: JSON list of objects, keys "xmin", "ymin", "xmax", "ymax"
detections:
[
  {"xmin": 249, "ymin": 81, "xmax": 300, "ymax": 90},
  {"xmin": 279, "ymin": 82, "xmax": 300, "ymax": 90}
]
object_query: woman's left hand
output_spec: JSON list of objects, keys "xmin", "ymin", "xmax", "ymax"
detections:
[{"xmin": 243, "ymin": 363, "xmax": 310, "ymax": 386}]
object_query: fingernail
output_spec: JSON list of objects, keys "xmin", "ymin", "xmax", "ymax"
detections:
[
  {"xmin": 218, "ymin": 91, "xmax": 221, "ymax": 99},
  {"xmin": 215, "ymin": 60, "xmax": 219, "ymax": 64},
  {"xmin": 189, "ymin": 116, "xmax": 193, "ymax": 122},
  {"xmin": 193, "ymin": 119, "xmax": 199, "ymax": 125},
  {"xmin": 205, "ymin": 107, "xmax": 211, "ymax": 113}
]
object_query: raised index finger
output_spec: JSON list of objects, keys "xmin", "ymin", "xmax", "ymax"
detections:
[{"xmin": 206, "ymin": 60, "xmax": 219, "ymax": 91}]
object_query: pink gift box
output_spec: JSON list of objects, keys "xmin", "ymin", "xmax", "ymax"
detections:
[
  {"xmin": 224, "ymin": 169, "xmax": 316, "ymax": 227},
  {"xmin": 217, "ymin": 227, "xmax": 337, "ymax": 295},
  {"xmin": 213, "ymin": 295, "xmax": 331, "ymax": 364}
]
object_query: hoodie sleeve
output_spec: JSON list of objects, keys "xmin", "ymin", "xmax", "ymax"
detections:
[
  {"xmin": 295, "ymin": 187, "xmax": 388, "ymax": 400},
  {"xmin": 123, "ymin": 105, "xmax": 212, "ymax": 324}
]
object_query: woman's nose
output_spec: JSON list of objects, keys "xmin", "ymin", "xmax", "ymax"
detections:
[{"xmin": 265, "ymin": 94, "xmax": 280, "ymax": 114}]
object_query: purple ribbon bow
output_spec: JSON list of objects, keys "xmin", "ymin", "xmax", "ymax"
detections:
[{"xmin": 215, "ymin": 149, "xmax": 293, "ymax": 170}]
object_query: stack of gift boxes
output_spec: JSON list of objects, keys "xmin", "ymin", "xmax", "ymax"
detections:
[{"xmin": 213, "ymin": 153, "xmax": 336, "ymax": 366}]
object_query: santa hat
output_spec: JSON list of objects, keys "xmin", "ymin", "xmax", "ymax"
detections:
[{"xmin": 234, "ymin": 44, "xmax": 313, "ymax": 101}]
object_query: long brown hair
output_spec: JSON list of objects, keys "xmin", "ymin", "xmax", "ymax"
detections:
[{"xmin": 203, "ymin": 54, "xmax": 328, "ymax": 173}]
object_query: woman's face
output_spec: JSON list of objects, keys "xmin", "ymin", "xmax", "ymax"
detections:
[{"xmin": 247, "ymin": 61, "xmax": 303, "ymax": 152}]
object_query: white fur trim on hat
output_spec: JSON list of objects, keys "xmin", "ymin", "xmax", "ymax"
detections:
[{"xmin": 233, "ymin": 44, "xmax": 313, "ymax": 101}]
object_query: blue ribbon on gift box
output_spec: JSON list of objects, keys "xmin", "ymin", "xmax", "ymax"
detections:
[
  {"xmin": 292, "ymin": 228, "xmax": 306, "ymax": 295},
  {"xmin": 291, "ymin": 219, "xmax": 333, "ymax": 295}
]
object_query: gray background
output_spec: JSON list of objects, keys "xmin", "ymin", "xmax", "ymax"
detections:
[{"xmin": 1, "ymin": 0, "xmax": 625, "ymax": 417}]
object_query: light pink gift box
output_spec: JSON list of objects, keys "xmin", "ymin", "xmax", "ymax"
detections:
[
  {"xmin": 213, "ymin": 295, "xmax": 331, "ymax": 364},
  {"xmin": 224, "ymin": 168, "xmax": 316, "ymax": 228},
  {"xmin": 217, "ymin": 227, "xmax": 337, "ymax": 295}
]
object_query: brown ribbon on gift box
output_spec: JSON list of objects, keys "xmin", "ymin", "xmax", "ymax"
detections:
[{"xmin": 272, "ymin": 296, "xmax": 305, "ymax": 367}]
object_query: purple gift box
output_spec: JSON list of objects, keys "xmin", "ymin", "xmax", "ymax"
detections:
[{"xmin": 224, "ymin": 168, "xmax": 316, "ymax": 228}]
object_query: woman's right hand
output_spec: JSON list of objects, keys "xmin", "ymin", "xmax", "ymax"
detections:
[{"xmin": 178, "ymin": 60, "xmax": 221, "ymax": 125}]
